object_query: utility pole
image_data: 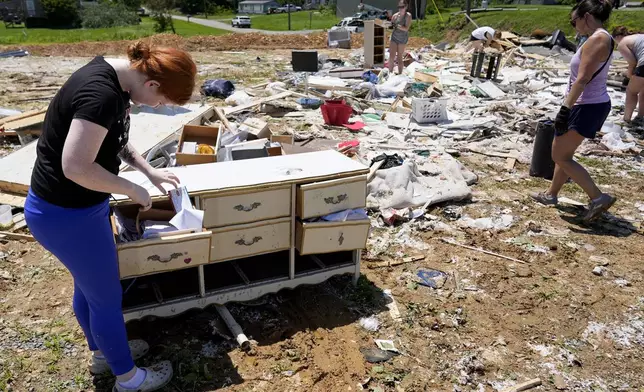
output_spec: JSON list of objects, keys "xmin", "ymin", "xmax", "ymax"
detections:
[
  {"xmin": 466, "ymin": 0, "xmax": 471, "ymax": 16},
  {"xmin": 288, "ymin": 5, "xmax": 291, "ymax": 31},
  {"xmin": 203, "ymin": 0, "xmax": 208, "ymax": 18}
]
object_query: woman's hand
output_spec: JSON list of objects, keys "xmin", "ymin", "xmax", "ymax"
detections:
[
  {"xmin": 128, "ymin": 183, "xmax": 152, "ymax": 211},
  {"xmin": 554, "ymin": 106, "xmax": 571, "ymax": 135},
  {"xmin": 146, "ymin": 168, "xmax": 180, "ymax": 194}
]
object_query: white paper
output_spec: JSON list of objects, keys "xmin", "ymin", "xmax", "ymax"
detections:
[
  {"xmin": 182, "ymin": 141, "xmax": 197, "ymax": 154},
  {"xmin": 167, "ymin": 186, "xmax": 204, "ymax": 231}
]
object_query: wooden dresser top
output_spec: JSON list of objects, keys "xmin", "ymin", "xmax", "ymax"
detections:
[{"xmin": 112, "ymin": 150, "xmax": 369, "ymax": 203}]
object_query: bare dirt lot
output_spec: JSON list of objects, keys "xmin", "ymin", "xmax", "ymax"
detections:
[{"xmin": 1, "ymin": 43, "xmax": 644, "ymax": 392}]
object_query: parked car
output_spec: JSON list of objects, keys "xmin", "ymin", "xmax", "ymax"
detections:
[
  {"xmin": 276, "ymin": 4, "xmax": 301, "ymax": 13},
  {"xmin": 231, "ymin": 15, "xmax": 251, "ymax": 28},
  {"xmin": 330, "ymin": 17, "xmax": 364, "ymax": 33}
]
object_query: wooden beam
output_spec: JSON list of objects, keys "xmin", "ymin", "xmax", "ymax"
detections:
[
  {"xmin": 223, "ymin": 91, "xmax": 292, "ymax": 115},
  {"xmin": 0, "ymin": 193, "xmax": 26, "ymax": 208},
  {"xmin": 2, "ymin": 112, "xmax": 46, "ymax": 132},
  {"xmin": 0, "ymin": 108, "xmax": 47, "ymax": 127},
  {"xmin": 0, "ymin": 231, "xmax": 35, "ymax": 242}
]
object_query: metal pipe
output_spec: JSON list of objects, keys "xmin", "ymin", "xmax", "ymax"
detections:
[{"xmin": 215, "ymin": 304, "xmax": 251, "ymax": 351}]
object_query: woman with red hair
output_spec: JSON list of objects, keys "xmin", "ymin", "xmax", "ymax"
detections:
[{"xmin": 25, "ymin": 41, "xmax": 197, "ymax": 391}]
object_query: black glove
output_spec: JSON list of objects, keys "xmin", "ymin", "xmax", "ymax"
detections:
[
  {"xmin": 622, "ymin": 76, "xmax": 630, "ymax": 87},
  {"xmin": 554, "ymin": 106, "xmax": 571, "ymax": 135}
]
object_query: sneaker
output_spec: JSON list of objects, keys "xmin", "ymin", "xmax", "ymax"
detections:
[
  {"xmin": 529, "ymin": 191, "xmax": 558, "ymax": 206},
  {"xmin": 90, "ymin": 339, "xmax": 150, "ymax": 375},
  {"xmin": 112, "ymin": 361, "xmax": 173, "ymax": 392},
  {"xmin": 583, "ymin": 193, "xmax": 617, "ymax": 223}
]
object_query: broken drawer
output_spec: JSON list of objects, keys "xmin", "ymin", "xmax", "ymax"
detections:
[
  {"xmin": 296, "ymin": 175, "xmax": 367, "ymax": 219},
  {"xmin": 201, "ymin": 186, "xmax": 291, "ymax": 228},
  {"xmin": 295, "ymin": 219, "xmax": 370, "ymax": 255},
  {"xmin": 210, "ymin": 217, "xmax": 291, "ymax": 262},
  {"xmin": 117, "ymin": 231, "xmax": 212, "ymax": 279}
]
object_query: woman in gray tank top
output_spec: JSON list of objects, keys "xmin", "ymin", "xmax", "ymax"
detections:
[
  {"xmin": 388, "ymin": 1, "xmax": 412, "ymax": 74},
  {"xmin": 613, "ymin": 26, "xmax": 644, "ymax": 124}
]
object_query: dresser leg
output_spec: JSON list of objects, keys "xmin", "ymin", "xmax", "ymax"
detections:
[
  {"xmin": 353, "ymin": 249, "xmax": 361, "ymax": 286},
  {"xmin": 289, "ymin": 184, "xmax": 296, "ymax": 280}
]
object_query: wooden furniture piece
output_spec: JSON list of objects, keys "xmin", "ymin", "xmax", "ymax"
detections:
[
  {"xmin": 111, "ymin": 150, "xmax": 370, "ymax": 322},
  {"xmin": 364, "ymin": 19, "xmax": 386, "ymax": 68}
]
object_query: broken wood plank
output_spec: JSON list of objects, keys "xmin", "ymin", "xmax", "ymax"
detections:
[
  {"xmin": 0, "ymin": 231, "xmax": 35, "ymax": 242},
  {"xmin": 0, "ymin": 193, "xmax": 26, "ymax": 208},
  {"xmin": 2, "ymin": 112, "xmax": 46, "ymax": 131},
  {"xmin": 504, "ymin": 150, "xmax": 519, "ymax": 170},
  {"xmin": 441, "ymin": 238, "xmax": 527, "ymax": 264},
  {"xmin": 0, "ymin": 108, "xmax": 47, "ymax": 127},
  {"xmin": 367, "ymin": 159, "xmax": 385, "ymax": 183},
  {"xmin": 368, "ymin": 254, "xmax": 425, "ymax": 269},
  {"xmin": 214, "ymin": 107, "xmax": 233, "ymax": 132},
  {"xmin": 464, "ymin": 147, "xmax": 512, "ymax": 159},
  {"xmin": 501, "ymin": 378, "xmax": 542, "ymax": 392},
  {"xmin": 223, "ymin": 91, "xmax": 292, "ymax": 115}
]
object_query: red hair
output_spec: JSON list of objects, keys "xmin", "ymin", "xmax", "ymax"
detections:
[{"xmin": 127, "ymin": 41, "xmax": 197, "ymax": 105}]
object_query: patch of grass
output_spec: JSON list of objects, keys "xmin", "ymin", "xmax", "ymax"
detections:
[
  {"xmin": 245, "ymin": 12, "xmax": 339, "ymax": 31},
  {"xmin": 411, "ymin": 8, "xmax": 644, "ymax": 42},
  {"xmin": 576, "ymin": 156, "xmax": 612, "ymax": 170},
  {"xmin": 0, "ymin": 17, "xmax": 227, "ymax": 45}
]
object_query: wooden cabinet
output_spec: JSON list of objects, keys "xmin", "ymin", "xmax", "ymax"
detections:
[
  {"xmin": 117, "ymin": 230, "xmax": 212, "ymax": 279},
  {"xmin": 202, "ymin": 186, "xmax": 291, "ymax": 228},
  {"xmin": 209, "ymin": 218, "xmax": 291, "ymax": 262},
  {"xmin": 364, "ymin": 20, "xmax": 386, "ymax": 68},
  {"xmin": 296, "ymin": 219, "xmax": 370, "ymax": 255},
  {"xmin": 113, "ymin": 150, "xmax": 370, "ymax": 321},
  {"xmin": 296, "ymin": 175, "xmax": 367, "ymax": 219}
]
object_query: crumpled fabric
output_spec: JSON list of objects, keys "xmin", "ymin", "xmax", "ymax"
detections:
[{"xmin": 367, "ymin": 154, "xmax": 476, "ymax": 210}]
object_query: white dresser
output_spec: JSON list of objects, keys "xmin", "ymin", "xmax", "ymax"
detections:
[{"xmin": 110, "ymin": 150, "xmax": 370, "ymax": 321}]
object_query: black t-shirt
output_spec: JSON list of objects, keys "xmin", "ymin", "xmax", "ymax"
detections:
[{"xmin": 31, "ymin": 56, "xmax": 131, "ymax": 208}]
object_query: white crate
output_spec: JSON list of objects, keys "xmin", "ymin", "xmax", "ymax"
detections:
[{"xmin": 412, "ymin": 98, "xmax": 448, "ymax": 124}]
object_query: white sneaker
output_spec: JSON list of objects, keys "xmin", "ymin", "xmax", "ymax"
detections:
[
  {"xmin": 112, "ymin": 361, "xmax": 173, "ymax": 392},
  {"xmin": 90, "ymin": 339, "xmax": 150, "ymax": 375}
]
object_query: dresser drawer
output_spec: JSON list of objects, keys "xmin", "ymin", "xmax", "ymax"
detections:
[
  {"xmin": 295, "ymin": 219, "xmax": 370, "ymax": 255},
  {"xmin": 210, "ymin": 217, "xmax": 291, "ymax": 262},
  {"xmin": 296, "ymin": 175, "xmax": 367, "ymax": 219},
  {"xmin": 201, "ymin": 186, "xmax": 291, "ymax": 228},
  {"xmin": 117, "ymin": 231, "xmax": 212, "ymax": 279}
]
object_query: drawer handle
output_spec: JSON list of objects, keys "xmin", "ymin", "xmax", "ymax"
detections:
[
  {"xmin": 338, "ymin": 232, "xmax": 344, "ymax": 246},
  {"xmin": 234, "ymin": 202, "xmax": 261, "ymax": 212},
  {"xmin": 147, "ymin": 252, "xmax": 184, "ymax": 264},
  {"xmin": 235, "ymin": 236, "xmax": 262, "ymax": 246},
  {"xmin": 324, "ymin": 194, "xmax": 348, "ymax": 205}
]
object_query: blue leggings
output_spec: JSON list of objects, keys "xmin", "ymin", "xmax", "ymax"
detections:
[{"xmin": 25, "ymin": 190, "xmax": 134, "ymax": 375}]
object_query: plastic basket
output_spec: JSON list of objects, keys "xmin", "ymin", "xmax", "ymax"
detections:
[
  {"xmin": 411, "ymin": 98, "xmax": 448, "ymax": 124},
  {"xmin": 321, "ymin": 100, "xmax": 353, "ymax": 126}
]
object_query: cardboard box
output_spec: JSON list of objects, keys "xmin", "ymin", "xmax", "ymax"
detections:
[
  {"xmin": 176, "ymin": 125, "xmax": 221, "ymax": 166},
  {"xmin": 270, "ymin": 134, "xmax": 294, "ymax": 145},
  {"xmin": 240, "ymin": 118, "xmax": 271, "ymax": 140}
]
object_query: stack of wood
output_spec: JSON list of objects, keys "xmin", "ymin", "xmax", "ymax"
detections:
[{"xmin": 0, "ymin": 108, "xmax": 47, "ymax": 138}]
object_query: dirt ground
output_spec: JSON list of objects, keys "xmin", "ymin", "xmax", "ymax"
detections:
[{"xmin": 1, "ymin": 43, "xmax": 644, "ymax": 392}]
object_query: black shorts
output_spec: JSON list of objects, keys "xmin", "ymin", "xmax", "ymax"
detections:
[
  {"xmin": 561, "ymin": 101, "xmax": 611, "ymax": 139},
  {"xmin": 635, "ymin": 64, "xmax": 644, "ymax": 77},
  {"xmin": 469, "ymin": 35, "xmax": 478, "ymax": 41}
]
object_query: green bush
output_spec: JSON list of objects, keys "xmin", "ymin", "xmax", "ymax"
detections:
[
  {"xmin": 81, "ymin": 3, "xmax": 141, "ymax": 28},
  {"xmin": 41, "ymin": 0, "xmax": 80, "ymax": 27}
]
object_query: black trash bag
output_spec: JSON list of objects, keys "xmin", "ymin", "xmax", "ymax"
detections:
[
  {"xmin": 201, "ymin": 79, "xmax": 235, "ymax": 98},
  {"xmin": 371, "ymin": 153, "xmax": 404, "ymax": 170}
]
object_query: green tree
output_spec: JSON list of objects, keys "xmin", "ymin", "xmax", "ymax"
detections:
[
  {"xmin": 145, "ymin": 0, "xmax": 176, "ymax": 32},
  {"xmin": 41, "ymin": 0, "xmax": 80, "ymax": 27}
]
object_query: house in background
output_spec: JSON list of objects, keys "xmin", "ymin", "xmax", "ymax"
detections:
[
  {"xmin": 0, "ymin": 0, "xmax": 45, "ymax": 19},
  {"xmin": 238, "ymin": 0, "xmax": 280, "ymax": 14},
  {"xmin": 337, "ymin": 0, "xmax": 426, "ymax": 19}
]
